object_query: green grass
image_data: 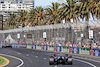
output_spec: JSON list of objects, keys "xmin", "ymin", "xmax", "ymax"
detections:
[{"xmin": 0, "ymin": 57, "xmax": 6, "ymax": 66}]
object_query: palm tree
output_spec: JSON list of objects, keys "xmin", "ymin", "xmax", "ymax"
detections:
[
  {"xmin": 60, "ymin": 0, "xmax": 79, "ymax": 22},
  {"xmin": 93, "ymin": 1, "xmax": 100, "ymax": 19},
  {"xmin": 45, "ymin": 2, "xmax": 61, "ymax": 24},
  {"xmin": 35, "ymin": 6, "xmax": 47, "ymax": 25},
  {"xmin": 7, "ymin": 13, "xmax": 17, "ymax": 29},
  {"xmin": 80, "ymin": 0, "xmax": 100, "ymax": 20},
  {"xmin": 17, "ymin": 10, "xmax": 28, "ymax": 27},
  {"xmin": 28, "ymin": 8, "xmax": 36, "ymax": 26},
  {"xmin": 79, "ymin": 2, "xmax": 93, "ymax": 21}
]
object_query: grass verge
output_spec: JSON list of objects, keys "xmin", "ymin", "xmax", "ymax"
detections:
[{"xmin": 0, "ymin": 57, "xmax": 6, "ymax": 66}]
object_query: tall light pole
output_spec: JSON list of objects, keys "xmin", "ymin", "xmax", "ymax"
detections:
[{"xmin": 0, "ymin": 15, "xmax": 3, "ymax": 30}]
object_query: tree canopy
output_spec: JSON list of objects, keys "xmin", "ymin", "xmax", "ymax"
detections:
[{"xmin": 5, "ymin": 0, "xmax": 100, "ymax": 29}]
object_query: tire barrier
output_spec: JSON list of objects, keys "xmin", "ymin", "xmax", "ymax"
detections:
[
  {"xmin": 47, "ymin": 45, "xmax": 55, "ymax": 51},
  {"xmin": 43, "ymin": 45, "xmax": 47, "ymax": 50},
  {"xmin": 79, "ymin": 48, "xmax": 90, "ymax": 55},
  {"xmin": 0, "ymin": 43, "xmax": 2, "ymax": 47},
  {"xmin": 27, "ymin": 44, "xmax": 32, "ymax": 49},
  {"xmin": 31, "ymin": 44, "xmax": 100, "ymax": 57},
  {"xmin": 11, "ymin": 43, "xmax": 26, "ymax": 48},
  {"xmin": 1, "ymin": 43, "xmax": 100, "ymax": 57},
  {"xmin": 72, "ymin": 47, "xmax": 79, "ymax": 54},
  {"xmin": 92, "ymin": 49, "xmax": 100, "ymax": 56}
]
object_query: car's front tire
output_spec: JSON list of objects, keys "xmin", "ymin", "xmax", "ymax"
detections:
[{"xmin": 68, "ymin": 58, "xmax": 72, "ymax": 65}]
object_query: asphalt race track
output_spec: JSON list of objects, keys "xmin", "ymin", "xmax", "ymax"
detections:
[{"xmin": 0, "ymin": 48, "xmax": 100, "ymax": 67}]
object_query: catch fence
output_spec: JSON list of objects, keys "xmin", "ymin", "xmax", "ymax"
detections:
[{"xmin": 0, "ymin": 21, "xmax": 100, "ymax": 45}]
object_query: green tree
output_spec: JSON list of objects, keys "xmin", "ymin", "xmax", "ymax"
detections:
[
  {"xmin": 60, "ymin": 0, "xmax": 79, "ymax": 22},
  {"xmin": 80, "ymin": 0, "xmax": 100, "ymax": 20},
  {"xmin": 28, "ymin": 8, "xmax": 36, "ymax": 26},
  {"xmin": 35, "ymin": 6, "xmax": 47, "ymax": 25},
  {"xmin": 7, "ymin": 14, "xmax": 17, "ymax": 29},
  {"xmin": 45, "ymin": 2, "xmax": 61, "ymax": 24},
  {"xmin": 17, "ymin": 10, "xmax": 28, "ymax": 27}
]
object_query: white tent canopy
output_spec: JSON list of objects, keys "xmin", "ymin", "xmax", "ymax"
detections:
[{"xmin": 4, "ymin": 34, "xmax": 15, "ymax": 43}]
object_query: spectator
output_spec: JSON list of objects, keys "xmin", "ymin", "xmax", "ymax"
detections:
[
  {"xmin": 67, "ymin": 43, "xmax": 69, "ymax": 47},
  {"xmin": 32, "ymin": 40, "xmax": 100, "ymax": 49},
  {"xmin": 98, "ymin": 45, "xmax": 100, "ymax": 49},
  {"xmin": 59, "ymin": 43, "xmax": 61, "ymax": 46}
]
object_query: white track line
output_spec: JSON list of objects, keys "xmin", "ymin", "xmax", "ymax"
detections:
[
  {"xmin": 44, "ymin": 58, "xmax": 46, "ymax": 60},
  {"xmin": 35, "ymin": 56, "xmax": 38, "ymax": 57},
  {"xmin": 73, "ymin": 56, "xmax": 100, "ymax": 63},
  {"xmin": 26, "ymin": 54, "xmax": 29, "ymax": 56},
  {"xmin": 55, "ymin": 66, "xmax": 57, "ymax": 67},
  {"xmin": 73, "ymin": 58, "xmax": 96, "ymax": 67},
  {"xmin": 0, "ymin": 53, "xmax": 24, "ymax": 67},
  {"xmin": 18, "ymin": 53, "xmax": 21, "ymax": 54}
]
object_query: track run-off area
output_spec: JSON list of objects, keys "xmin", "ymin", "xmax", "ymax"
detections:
[{"xmin": 0, "ymin": 48, "xmax": 100, "ymax": 67}]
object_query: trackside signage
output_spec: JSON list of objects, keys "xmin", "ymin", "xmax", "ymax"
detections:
[
  {"xmin": 0, "ymin": 43, "xmax": 2, "ymax": 47},
  {"xmin": 19, "ymin": 45, "xmax": 26, "ymax": 48},
  {"xmin": 93, "ymin": 49, "xmax": 100, "ymax": 57},
  {"xmin": 12, "ymin": 43, "xmax": 14, "ymax": 48},
  {"xmin": 56, "ymin": 46, "xmax": 61, "ymax": 52},
  {"xmin": 61, "ymin": 46, "xmax": 70, "ymax": 53},
  {"xmin": 25, "ymin": 44, "xmax": 100, "ymax": 57},
  {"xmin": 43, "ymin": 45, "xmax": 47, "ymax": 50},
  {"xmin": 47, "ymin": 45, "xmax": 55, "ymax": 51},
  {"xmin": 13, "ymin": 43, "xmax": 19, "ymax": 48},
  {"xmin": 27, "ymin": 44, "xmax": 32, "ymax": 49},
  {"xmin": 32, "ymin": 44, "xmax": 36, "ymax": 49},
  {"xmin": 79, "ymin": 48, "xmax": 90, "ymax": 55},
  {"xmin": 72, "ymin": 47, "xmax": 79, "ymax": 54},
  {"xmin": 36, "ymin": 45, "xmax": 42, "ymax": 50}
]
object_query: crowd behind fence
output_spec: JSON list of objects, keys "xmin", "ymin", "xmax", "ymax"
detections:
[
  {"xmin": 33, "ymin": 41, "xmax": 100, "ymax": 49},
  {"xmin": 0, "ymin": 21, "xmax": 100, "ymax": 49}
]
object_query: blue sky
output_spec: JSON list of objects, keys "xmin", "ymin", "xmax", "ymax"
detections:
[{"xmin": 35, "ymin": 0, "xmax": 66, "ymax": 8}]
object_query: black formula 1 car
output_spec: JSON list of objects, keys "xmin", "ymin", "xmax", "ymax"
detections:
[{"xmin": 49, "ymin": 53, "xmax": 72, "ymax": 65}]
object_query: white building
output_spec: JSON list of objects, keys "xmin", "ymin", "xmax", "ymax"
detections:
[{"xmin": 0, "ymin": 0, "xmax": 34, "ymax": 21}]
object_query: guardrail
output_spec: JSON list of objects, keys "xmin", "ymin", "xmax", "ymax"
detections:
[
  {"xmin": 1, "ymin": 43, "xmax": 100, "ymax": 57},
  {"xmin": 27, "ymin": 44, "xmax": 100, "ymax": 57}
]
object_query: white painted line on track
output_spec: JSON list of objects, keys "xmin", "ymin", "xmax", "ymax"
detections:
[
  {"xmin": 55, "ymin": 66, "xmax": 57, "ymax": 67},
  {"xmin": 73, "ymin": 56, "xmax": 100, "ymax": 63},
  {"xmin": 0, "ymin": 53, "xmax": 24, "ymax": 67},
  {"xmin": 73, "ymin": 58, "xmax": 96, "ymax": 67},
  {"xmin": 35, "ymin": 56, "xmax": 38, "ymax": 58},
  {"xmin": 26, "ymin": 54, "xmax": 29, "ymax": 56},
  {"xmin": 18, "ymin": 53, "xmax": 21, "ymax": 54},
  {"xmin": 44, "ymin": 58, "xmax": 46, "ymax": 60}
]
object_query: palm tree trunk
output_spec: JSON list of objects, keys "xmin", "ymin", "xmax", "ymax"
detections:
[{"xmin": 13, "ymin": 25, "xmax": 14, "ymax": 29}]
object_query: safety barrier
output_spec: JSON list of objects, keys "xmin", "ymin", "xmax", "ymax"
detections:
[
  {"xmin": 1, "ymin": 43, "xmax": 100, "ymax": 57},
  {"xmin": 0, "ymin": 43, "xmax": 26, "ymax": 48},
  {"xmin": 31, "ymin": 44, "xmax": 100, "ymax": 57},
  {"xmin": 27, "ymin": 44, "xmax": 32, "ymax": 49}
]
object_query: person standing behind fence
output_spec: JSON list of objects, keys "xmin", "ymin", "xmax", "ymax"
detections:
[
  {"xmin": 67, "ymin": 43, "xmax": 69, "ymax": 47},
  {"xmin": 59, "ymin": 43, "xmax": 61, "ymax": 46}
]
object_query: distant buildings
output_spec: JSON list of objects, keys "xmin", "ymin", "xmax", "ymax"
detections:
[{"xmin": 0, "ymin": 0, "xmax": 34, "ymax": 21}]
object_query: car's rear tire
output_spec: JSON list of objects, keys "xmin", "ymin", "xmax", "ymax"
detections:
[
  {"xmin": 62, "ymin": 62, "xmax": 65, "ymax": 65},
  {"xmin": 49, "ymin": 62, "xmax": 54, "ymax": 65},
  {"xmin": 49, "ymin": 56, "xmax": 54, "ymax": 65}
]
